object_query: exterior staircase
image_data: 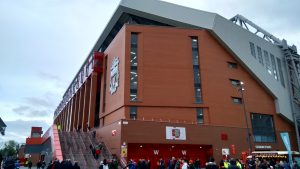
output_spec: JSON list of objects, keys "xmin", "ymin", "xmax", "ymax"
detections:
[{"xmin": 59, "ymin": 131, "xmax": 113, "ymax": 169}]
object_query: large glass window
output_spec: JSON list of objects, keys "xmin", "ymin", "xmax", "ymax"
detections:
[
  {"xmin": 130, "ymin": 33, "xmax": 138, "ymax": 101},
  {"xmin": 264, "ymin": 50, "xmax": 272, "ymax": 75},
  {"xmin": 249, "ymin": 42, "xmax": 256, "ymax": 58},
  {"xmin": 191, "ymin": 37, "xmax": 202, "ymax": 103},
  {"xmin": 270, "ymin": 54, "xmax": 278, "ymax": 80},
  {"xmin": 257, "ymin": 46, "xmax": 264, "ymax": 65},
  {"xmin": 251, "ymin": 113, "xmax": 276, "ymax": 143},
  {"xmin": 196, "ymin": 108, "xmax": 204, "ymax": 124},
  {"xmin": 277, "ymin": 58, "xmax": 285, "ymax": 87},
  {"xmin": 130, "ymin": 107, "xmax": 137, "ymax": 120}
]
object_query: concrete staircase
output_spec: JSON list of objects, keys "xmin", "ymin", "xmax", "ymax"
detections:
[{"xmin": 59, "ymin": 131, "xmax": 113, "ymax": 169}]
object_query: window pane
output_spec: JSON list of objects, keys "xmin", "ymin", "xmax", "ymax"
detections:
[
  {"xmin": 257, "ymin": 46, "xmax": 264, "ymax": 65},
  {"xmin": 277, "ymin": 58, "xmax": 285, "ymax": 87},
  {"xmin": 251, "ymin": 113, "xmax": 276, "ymax": 143},
  {"xmin": 228, "ymin": 62, "xmax": 237, "ymax": 69},
  {"xmin": 249, "ymin": 42, "xmax": 256, "ymax": 58},
  {"xmin": 130, "ymin": 107, "xmax": 137, "ymax": 119},
  {"xmin": 264, "ymin": 50, "xmax": 272, "ymax": 75},
  {"xmin": 232, "ymin": 97, "xmax": 242, "ymax": 104},
  {"xmin": 230, "ymin": 79, "xmax": 240, "ymax": 86},
  {"xmin": 191, "ymin": 37, "xmax": 202, "ymax": 103},
  {"xmin": 130, "ymin": 33, "xmax": 138, "ymax": 101},
  {"xmin": 196, "ymin": 108, "xmax": 204, "ymax": 124},
  {"xmin": 270, "ymin": 54, "xmax": 278, "ymax": 80}
]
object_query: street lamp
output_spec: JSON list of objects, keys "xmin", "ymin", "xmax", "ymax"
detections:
[{"xmin": 238, "ymin": 81, "xmax": 253, "ymax": 154}]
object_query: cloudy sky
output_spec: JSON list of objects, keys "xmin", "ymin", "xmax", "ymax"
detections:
[{"xmin": 0, "ymin": 0, "xmax": 299, "ymax": 144}]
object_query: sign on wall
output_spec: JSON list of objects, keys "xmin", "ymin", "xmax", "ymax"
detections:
[
  {"xmin": 110, "ymin": 57, "xmax": 120, "ymax": 94},
  {"xmin": 222, "ymin": 148, "xmax": 230, "ymax": 155},
  {"xmin": 166, "ymin": 126, "xmax": 186, "ymax": 140}
]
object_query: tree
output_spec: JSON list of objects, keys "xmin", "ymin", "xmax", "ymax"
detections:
[{"xmin": 0, "ymin": 140, "xmax": 18, "ymax": 157}]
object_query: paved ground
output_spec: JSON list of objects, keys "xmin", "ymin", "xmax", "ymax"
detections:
[{"xmin": 19, "ymin": 166, "xmax": 37, "ymax": 169}]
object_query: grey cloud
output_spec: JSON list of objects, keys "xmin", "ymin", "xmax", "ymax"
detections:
[
  {"xmin": 12, "ymin": 105, "xmax": 31, "ymax": 113},
  {"xmin": 25, "ymin": 96, "xmax": 54, "ymax": 108},
  {"xmin": 38, "ymin": 72, "xmax": 61, "ymax": 82},
  {"xmin": 30, "ymin": 110, "xmax": 51, "ymax": 117},
  {"xmin": 12, "ymin": 104, "xmax": 52, "ymax": 118}
]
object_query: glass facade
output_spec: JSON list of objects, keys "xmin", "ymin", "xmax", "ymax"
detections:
[
  {"xmin": 251, "ymin": 113, "xmax": 276, "ymax": 143},
  {"xmin": 196, "ymin": 108, "xmax": 204, "ymax": 124},
  {"xmin": 191, "ymin": 37, "xmax": 202, "ymax": 103},
  {"xmin": 130, "ymin": 33, "xmax": 138, "ymax": 101}
]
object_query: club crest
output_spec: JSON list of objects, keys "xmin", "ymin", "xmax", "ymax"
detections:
[{"xmin": 110, "ymin": 57, "xmax": 120, "ymax": 94}]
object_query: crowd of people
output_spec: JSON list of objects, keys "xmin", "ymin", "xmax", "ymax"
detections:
[
  {"xmin": 247, "ymin": 158, "xmax": 300, "ymax": 169},
  {"xmin": 122, "ymin": 157, "xmax": 300, "ymax": 169}
]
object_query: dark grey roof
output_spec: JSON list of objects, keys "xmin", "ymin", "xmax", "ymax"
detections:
[{"xmin": 0, "ymin": 117, "xmax": 7, "ymax": 128}]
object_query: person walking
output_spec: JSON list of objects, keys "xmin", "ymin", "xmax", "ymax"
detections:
[
  {"xmin": 28, "ymin": 160, "xmax": 32, "ymax": 169},
  {"xmin": 73, "ymin": 161, "xmax": 81, "ymax": 169},
  {"xmin": 99, "ymin": 159, "xmax": 109, "ymax": 169},
  {"xmin": 228, "ymin": 159, "xmax": 239, "ymax": 169},
  {"xmin": 206, "ymin": 157, "xmax": 219, "ymax": 169}
]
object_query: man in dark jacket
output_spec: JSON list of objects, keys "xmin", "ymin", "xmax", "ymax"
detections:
[
  {"xmin": 206, "ymin": 157, "xmax": 219, "ymax": 169},
  {"xmin": 228, "ymin": 159, "xmax": 239, "ymax": 169}
]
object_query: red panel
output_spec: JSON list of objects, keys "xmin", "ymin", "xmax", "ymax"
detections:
[
  {"xmin": 26, "ymin": 138, "xmax": 43, "ymax": 145},
  {"xmin": 127, "ymin": 143, "xmax": 213, "ymax": 169},
  {"xmin": 221, "ymin": 133, "xmax": 228, "ymax": 140},
  {"xmin": 93, "ymin": 52, "xmax": 104, "ymax": 73}
]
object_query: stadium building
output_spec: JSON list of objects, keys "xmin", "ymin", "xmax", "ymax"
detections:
[{"xmin": 52, "ymin": 0, "xmax": 300, "ymax": 166}]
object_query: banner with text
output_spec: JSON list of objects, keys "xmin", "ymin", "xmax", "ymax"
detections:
[{"xmin": 166, "ymin": 126, "xmax": 186, "ymax": 140}]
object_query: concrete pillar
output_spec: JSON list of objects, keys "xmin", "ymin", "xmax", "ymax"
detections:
[
  {"xmin": 69, "ymin": 96, "xmax": 75, "ymax": 132},
  {"xmin": 82, "ymin": 79, "xmax": 91, "ymax": 132},
  {"xmin": 73, "ymin": 93, "xmax": 79, "ymax": 131},
  {"xmin": 88, "ymin": 72, "xmax": 98, "ymax": 128},
  {"xmin": 61, "ymin": 109, "xmax": 65, "ymax": 131},
  {"xmin": 63, "ymin": 107, "xmax": 67, "ymax": 131},
  {"xmin": 77, "ymin": 85, "xmax": 85, "ymax": 131},
  {"xmin": 67, "ymin": 101, "xmax": 73, "ymax": 132},
  {"xmin": 65, "ymin": 102, "xmax": 70, "ymax": 132}
]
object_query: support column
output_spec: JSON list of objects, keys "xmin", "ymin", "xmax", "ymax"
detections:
[
  {"xmin": 69, "ymin": 97, "xmax": 75, "ymax": 132},
  {"xmin": 82, "ymin": 80, "xmax": 91, "ymax": 131},
  {"xmin": 88, "ymin": 72, "xmax": 98, "ymax": 128},
  {"xmin": 63, "ymin": 108, "xmax": 67, "ymax": 131},
  {"xmin": 65, "ymin": 102, "xmax": 70, "ymax": 132},
  {"xmin": 73, "ymin": 93, "xmax": 79, "ymax": 131},
  {"xmin": 67, "ymin": 100, "xmax": 72, "ymax": 132},
  {"xmin": 61, "ymin": 109, "xmax": 64, "ymax": 131},
  {"xmin": 77, "ymin": 86, "xmax": 85, "ymax": 131}
]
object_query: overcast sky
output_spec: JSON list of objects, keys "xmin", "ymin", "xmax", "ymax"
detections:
[{"xmin": 0, "ymin": 0, "xmax": 299, "ymax": 144}]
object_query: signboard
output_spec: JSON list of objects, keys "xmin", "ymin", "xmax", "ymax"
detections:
[
  {"xmin": 166, "ymin": 126, "xmax": 186, "ymax": 140},
  {"xmin": 110, "ymin": 57, "xmax": 120, "ymax": 94},
  {"xmin": 222, "ymin": 148, "xmax": 230, "ymax": 155},
  {"xmin": 280, "ymin": 132, "xmax": 292, "ymax": 168},
  {"xmin": 121, "ymin": 145, "xmax": 127, "ymax": 157},
  {"xmin": 255, "ymin": 145, "xmax": 272, "ymax": 149},
  {"xmin": 112, "ymin": 130, "xmax": 117, "ymax": 136}
]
